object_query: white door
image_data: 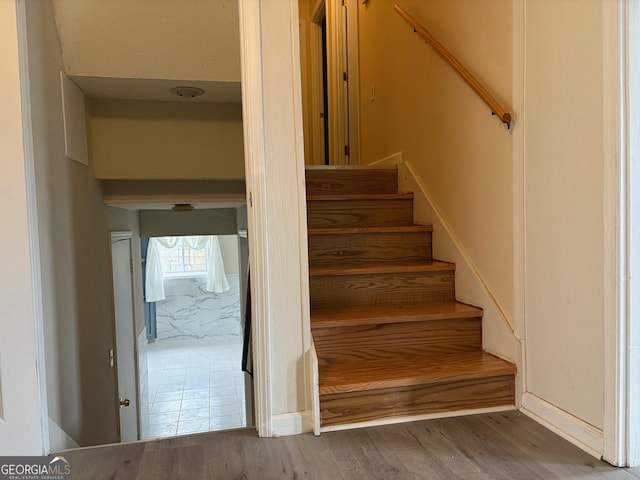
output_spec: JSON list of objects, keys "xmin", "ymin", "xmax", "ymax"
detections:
[{"xmin": 110, "ymin": 232, "xmax": 139, "ymax": 442}]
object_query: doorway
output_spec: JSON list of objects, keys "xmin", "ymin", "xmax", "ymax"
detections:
[
  {"xmin": 302, "ymin": 0, "xmax": 360, "ymax": 165},
  {"xmin": 8, "ymin": 0, "xmax": 307, "ymax": 452},
  {"xmin": 139, "ymin": 234, "xmax": 247, "ymax": 439}
]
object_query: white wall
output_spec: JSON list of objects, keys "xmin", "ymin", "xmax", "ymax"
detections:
[
  {"xmin": 90, "ymin": 100, "xmax": 245, "ymax": 180},
  {"xmin": 523, "ymin": 0, "xmax": 605, "ymax": 431},
  {"xmin": 0, "ymin": 0, "xmax": 45, "ymax": 455}
]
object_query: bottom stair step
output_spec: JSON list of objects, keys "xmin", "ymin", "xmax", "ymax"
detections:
[
  {"xmin": 319, "ymin": 351, "xmax": 516, "ymax": 426},
  {"xmin": 319, "ymin": 350, "xmax": 516, "ymax": 395}
]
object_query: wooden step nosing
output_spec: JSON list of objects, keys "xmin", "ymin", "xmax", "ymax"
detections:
[
  {"xmin": 308, "ymin": 225, "xmax": 433, "ymax": 235},
  {"xmin": 307, "ymin": 193, "xmax": 414, "ymax": 202},
  {"xmin": 309, "ymin": 261, "xmax": 456, "ymax": 277},
  {"xmin": 319, "ymin": 372, "xmax": 516, "ymax": 396},
  {"xmin": 311, "ymin": 312, "xmax": 483, "ymax": 329}
]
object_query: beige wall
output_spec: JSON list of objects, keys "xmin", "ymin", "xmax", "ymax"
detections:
[
  {"xmin": 50, "ymin": 0, "xmax": 240, "ymax": 83},
  {"xmin": 25, "ymin": 0, "xmax": 144, "ymax": 447},
  {"xmin": 523, "ymin": 0, "xmax": 605, "ymax": 430},
  {"xmin": 357, "ymin": 0, "xmax": 514, "ymax": 322},
  {"xmin": 90, "ymin": 99, "xmax": 245, "ymax": 180}
]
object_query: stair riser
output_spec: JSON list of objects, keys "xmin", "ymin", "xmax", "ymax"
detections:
[
  {"xmin": 308, "ymin": 231, "xmax": 432, "ymax": 266},
  {"xmin": 307, "ymin": 199, "xmax": 413, "ymax": 228},
  {"xmin": 306, "ymin": 169, "xmax": 398, "ymax": 195},
  {"xmin": 310, "ymin": 271, "xmax": 455, "ymax": 309},
  {"xmin": 313, "ymin": 318, "xmax": 482, "ymax": 363},
  {"xmin": 320, "ymin": 376, "xmax": 515, "ymax": 426}
]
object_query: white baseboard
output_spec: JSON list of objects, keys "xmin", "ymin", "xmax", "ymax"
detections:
[
  {"xmin": 48, "ymin": 417, "xmax": 79, "ymax": 452},
  {"xmin": 367, "ymin": 151, "xmax": 403, "ymax": 166},
  {"xmin": 320, "ymin": 406, "xmax": 516, "ymax": 433},
  {"xmin": 271, "ymin": 411, "xmax": 314, "ymax": 437},
  {"xmin": 521, "ymin": 393, "xmax": 603, "ymax": 459}
]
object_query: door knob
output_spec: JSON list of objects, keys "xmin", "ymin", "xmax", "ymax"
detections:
[{"xmin": 120, "ymin": 398, "xmax": 130, "ymax": 407}]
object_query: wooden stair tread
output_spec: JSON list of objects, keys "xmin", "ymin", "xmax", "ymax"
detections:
[
  {"xmin": 311, "ymin": 301, "xmax": 483, "ymax": 329},
  {"xmin": 308, "ymin": 225, "xmax": 433, "ymax": 235},
  {"xmin": 309, "ymin": 260, "xmax": 455, "ymax": 277},
  {"xmin": 319, "ymin": 351, "xmax": 516, "ymax": 395},
  {"xmin": 307, "ymin": 193, "xmax": 414, "ymax": 201},
  {"xmin": 306, "ymin": 168, "xmax": 517, "ymax": 423}
]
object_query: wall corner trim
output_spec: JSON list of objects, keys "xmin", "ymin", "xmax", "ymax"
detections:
[{"xmin": 521, "ymin": 393, "xmax": 604, "ymax": 460}]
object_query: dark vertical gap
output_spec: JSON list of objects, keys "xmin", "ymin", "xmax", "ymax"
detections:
[
  {"xmin": 321, "ymin": 17, "xmax": 330, "ymax": 165},
  {"xmin": 343, "ymin": 5, "xmax": 350, "ymax": 163},
  {"xmin": 140, "ymin": 236, "xmax": 157, "ymax": 341}
]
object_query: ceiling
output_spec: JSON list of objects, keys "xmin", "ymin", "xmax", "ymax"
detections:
[{"xmin": 50, "ymin": 0, "xmax": 241, "ymax": 103}]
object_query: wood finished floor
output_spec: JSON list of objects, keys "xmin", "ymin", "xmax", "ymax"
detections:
[{"xmin": 65, "ymin": 411, "xmax": 640, "ymax": 480}]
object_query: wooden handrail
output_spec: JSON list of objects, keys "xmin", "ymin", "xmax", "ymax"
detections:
[{"xmin": 394, "ymin": 4, "xmax": 512, "ymax": 128}]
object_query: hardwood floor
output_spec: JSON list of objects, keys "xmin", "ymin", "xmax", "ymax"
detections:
[{"xmin": 64, "ymin": 411, "xmax": 640, "ymax": 479}]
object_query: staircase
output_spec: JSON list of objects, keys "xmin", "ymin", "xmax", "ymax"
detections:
[{"xmin": 306, "ymin": 165, "xmax": 516, "ymax": 428}]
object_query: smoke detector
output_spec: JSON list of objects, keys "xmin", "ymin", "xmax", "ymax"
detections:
[{"xmin": 170, "ymin": 86, "xmax": 205, "ymax": 99}]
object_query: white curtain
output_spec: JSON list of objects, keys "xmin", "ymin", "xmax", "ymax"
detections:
[
  {"xmin": 145, "ymin": 235, "xmax": 229, "ymax": 303},
  {"xmin": 202, "ymin": 236, "xmax": 230, "ymax": 294}
]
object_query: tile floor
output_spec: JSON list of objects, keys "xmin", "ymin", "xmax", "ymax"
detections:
[{"xmin": 142, "ymin": 335, "xmax": 247, "ymax": 439}]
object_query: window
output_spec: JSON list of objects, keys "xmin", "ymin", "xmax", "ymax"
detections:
[{"xmin": 157, "ymin": 237, "xmax": 208, "ymax": 278}]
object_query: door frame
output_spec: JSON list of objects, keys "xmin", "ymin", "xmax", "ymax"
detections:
[
  {"xmin": 306, "ymin": 0, "xmax": 327, "ymax": 165},
  {"xmin": 13, "ymin": 0, "xmax": 311, "ymax": 447},
  {"xmin": 626, "ymin": 0, "xmax": 640, "ymax": 465},
  {"xmin": 324, "ymin": 0, "xmax": 360, "ymax": 165},
  {"xmin": 108, "ymin": 230, "xmax": 140, "ymax": 442},
  {"xmin": 1, "ymin": 0, "xmax": 49, "ymax": 454},
  {"xmin": 238, "ymin": 0, "xmax": 312, "ymax": 436},
  {"xmin": 603, "ymin": 0, "xmax": 640, "ymax": 467}
]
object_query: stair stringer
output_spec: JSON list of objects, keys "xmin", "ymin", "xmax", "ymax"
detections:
[{"xmin": 371, "ymin": 152, "xmax": 523, "ymax": 408}]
